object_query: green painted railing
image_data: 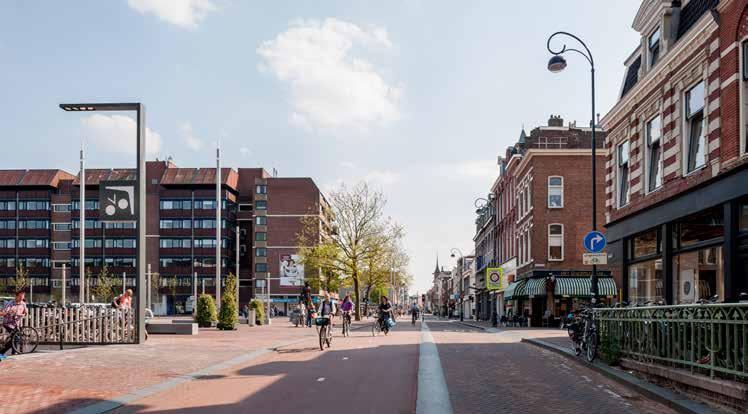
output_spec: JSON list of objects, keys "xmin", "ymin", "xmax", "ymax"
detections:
[{"xmin": 594, "ymin": 303, "xmax": 748, "ymax": 382}]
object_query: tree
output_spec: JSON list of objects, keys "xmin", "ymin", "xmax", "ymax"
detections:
[
  {"xmin": 9, "ymin": 264, "xmax": 29, "ymax": 294},
  {"xmin": 91, "ymin": 265, "xmax": 116, "ymax": 303},
  {"xmin": 217, "ymin": 273, "xmax": 238, "ymax": 330},
  {"xmin": 297, "ymin": 181, "xmax": 406, "ymax": 321},
  {"xmin": 196, "ymin": 294, "xmax": 217, "ymax": 327}
]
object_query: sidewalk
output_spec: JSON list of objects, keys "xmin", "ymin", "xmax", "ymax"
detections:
[{"xmin": 0, "ymin": 317, "xmax": 340, "ymax": 414}]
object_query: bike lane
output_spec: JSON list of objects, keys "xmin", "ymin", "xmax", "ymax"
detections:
[
  {"xmin": 110, "ymin": 318, "xmax": 422, "ymax": 414},
  {"xmin": 427, "ymin": 320, "xmax": 677, "ymax": 414}
]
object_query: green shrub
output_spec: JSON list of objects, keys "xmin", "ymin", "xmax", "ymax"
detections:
[
  {"xmin": 600, "ymin": 333, "xmax": 622, "ymax": 366},
  {"xmin": 217, "ymin": 273, "xmax": 238, "ymax": 330},
  {"xmin": 196, "ymin": 294, "xmax": 217, "ymax": 327},
  {"xmin": 249, "ymin": 299, "xmax": 265, "ymax": 325}
]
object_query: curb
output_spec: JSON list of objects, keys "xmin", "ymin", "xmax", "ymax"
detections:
[
  {"xmin": 456, "ymin": 321, "xmax": 501, "ymax": 333},
  {"xmin": 522, "ymin": 338, "xmax": 716, "ymax": 414}
]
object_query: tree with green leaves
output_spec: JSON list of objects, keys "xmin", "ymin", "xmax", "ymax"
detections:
[
  {"xmin": 91, "ymin": 265, "xmax": 116, "ymax": 303},
  {"xmin": 297, "ymin": 181, "xmax": 406, "ymax": 321},
  {"xmin": 217, "ymin": 273, "xmax": 238, "ymax": 330},
  {"xmin": 9, "ymin": 264, "xmax": 29, "ymax": 294}
]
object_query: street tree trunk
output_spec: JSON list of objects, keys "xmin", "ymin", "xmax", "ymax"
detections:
[{"xmin": 353, "ymin": 272, "xmax": 361, "ymax": 321}]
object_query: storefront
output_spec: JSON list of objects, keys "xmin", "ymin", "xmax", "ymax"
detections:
[{"xmin": 606, "ymin": 168, "xmax": 748, "ymax": 304}]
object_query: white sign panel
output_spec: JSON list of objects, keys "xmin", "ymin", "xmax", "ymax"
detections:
[
  {"xmin": 583, "ymin": 253, "xmax": 608, "ymax": 265},
  {"xmin": 280, "ymin": 254, "xmax": 305, "ymax": 286}
]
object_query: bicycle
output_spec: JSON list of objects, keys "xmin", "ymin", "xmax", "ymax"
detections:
[
  {"xmin": 371, "ymin": 318, "xmax": 381, "ymax": 336},
  {"xmin": 316, "ymin": 316, "xmax": 332, "ymax": 351},
  {"xmin": 1, "ymin": 325, "xmax": 39, "ymax": 355},
  {"xmin": 342, "ymin": 312, "xmax": 352, "ymax": 337}
]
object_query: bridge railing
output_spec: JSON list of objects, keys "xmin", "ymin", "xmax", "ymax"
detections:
[
  {"xmin": 594, "ymin": 303, "xmax": 748, "ymax": 382},
  {"xmin": 22, "ymin": 306, "xmax": 136, "ymax": 345}
]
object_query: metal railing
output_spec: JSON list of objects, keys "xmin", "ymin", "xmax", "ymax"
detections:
[
  {"xmin": 22, "ymin": 306, "xmax": 136, "ymax": 346},
  {"xmin": 594, "ymin": 303, "xmax": 748, "ymax": 382}
]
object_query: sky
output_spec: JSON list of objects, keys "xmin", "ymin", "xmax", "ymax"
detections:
[{"xmin": 0, "ymin": 0, "xmax": 642, "ymax": 294}]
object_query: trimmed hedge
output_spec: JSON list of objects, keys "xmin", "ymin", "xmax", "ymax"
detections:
[
  {"xmin": 249, "ymin": 299, "xmax": 265, "ymax": 325},
  {"xmin": 196, "ymin": 294, "xmax": 217, "ymax": 327},
  {"xmin": 217, "ymin": 273, "xmax": 238, "ymax": 330}
]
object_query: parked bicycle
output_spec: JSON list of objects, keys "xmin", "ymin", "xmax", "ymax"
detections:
[{"xmin": 565, "ymin": 306, "xmax": 598, "ymax": 362}]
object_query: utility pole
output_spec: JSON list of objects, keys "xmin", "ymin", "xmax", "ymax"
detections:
[
  {"xmin": 216, "ymin": 144, "xmax": 222, "ymax": 307},
  {"xmin": 79, "ymin": 142, "xmax": 85, "ymax": 304},
  {"xmin": 61, "ymin": 264, "xmax": 66, "ymax": 306},
  {"xmin": 235, "ymin": 224, "xmax": 240, "ymax": 311}
]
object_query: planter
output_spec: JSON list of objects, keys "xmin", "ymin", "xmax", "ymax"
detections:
[{"xmin": 248, "ymin": 310, "xmax": 256, "ymax": 327}]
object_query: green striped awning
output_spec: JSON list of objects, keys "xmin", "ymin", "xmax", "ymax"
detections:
[
  {"xmin": 554, "ymin": 277, "xmax": 617, "ymax": 297},
  {"xmin": 503, "ymin": 279, "xmax": 526, "ymax": 300},
  {"xmin": 525, "ymin": 278, "xmax": 547, "ymax": 296}
]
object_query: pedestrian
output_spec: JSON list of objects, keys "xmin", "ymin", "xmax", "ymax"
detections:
[{"xmin": 112, "ymin": 289, "xmax": 133, "ymax": 309}]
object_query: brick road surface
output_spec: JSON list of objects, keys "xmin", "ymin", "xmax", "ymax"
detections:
[
  {"xmin": 1, "ymin": 315, "xmax": 682, "ymax": 414},
  {"xmin": 428, "ymin": 319, "xmax": 677, "ymax": 414}
]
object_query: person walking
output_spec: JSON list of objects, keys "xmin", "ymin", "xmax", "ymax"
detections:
[{"xmin": 0, "ymin": 291, "xmax": 28, "ymax": 355}]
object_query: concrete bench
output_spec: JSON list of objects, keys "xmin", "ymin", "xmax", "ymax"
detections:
[{"xmin": 146, "ymin": 322, "xmax": 198, "ymax": 335}]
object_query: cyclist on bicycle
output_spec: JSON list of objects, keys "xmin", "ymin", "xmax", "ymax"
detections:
[
  {"xmin": 316, "ymin": 293, "xmax": 336, "ymax": 332},
  {"xmin": 0, "ymin": 291, "xmax": 27, "ymax": 355},
  {"xmin": 340, "ymin": 294, "xmax": 353, "ymax": 323},
  {"xmin": 378, "ymin": 296, "xmax": 394, "ymax": 332},
  {"xmin": 410, "ymin": 302, "xmax": 419, "ymax": 324}
]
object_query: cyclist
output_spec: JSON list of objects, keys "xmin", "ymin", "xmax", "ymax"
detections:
[
  {"xmin": 378, "ymin": 296, "xmax": 394, "ymax": 333},
  {"xmin": 340, "ymin": 294, "xmax": 353, "ymax": 326},
  {"xmin": 316, "ymin": 293, "xmax": 336, "ymax": 332},
  {"xmin": 410, "ymin": 302, "xmax": 420, "ymax": 325},
  {"xmin": 0, "ymin": 291, "xmax": 28, "ymax": 355}
]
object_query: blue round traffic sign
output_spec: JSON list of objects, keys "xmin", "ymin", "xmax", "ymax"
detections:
[{"xmin": 583, "ymin": 231, "xmax": 606, "ymax": 253}]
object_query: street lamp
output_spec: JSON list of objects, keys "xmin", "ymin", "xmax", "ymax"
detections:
[
  {"xmin": 546, "ymin": 32, "xmax": 599, "ymax": 302},
  {"xmin": 450, "ymin": 248, "xmax": 464, "ymax": 322},
  {"xmin": 59, "ymin": 102, "xmax": 147, "ymax": 344}
]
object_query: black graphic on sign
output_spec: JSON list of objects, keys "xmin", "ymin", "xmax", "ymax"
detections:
[{"xmin": 99, "ymin": 181, "xmax": 136, "ymax": 222}]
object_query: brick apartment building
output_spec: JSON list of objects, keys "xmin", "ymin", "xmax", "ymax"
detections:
[
  {"xmin": 0, "ymin": 160, "xmax": 330, "ymax": 314},
  {"xmin": 473, "ymin": 115, "xmax": 615, "ymax": 327},
  {"xmin": 602, "ymin": 0, "xmax": 748, "ymax": 304}
]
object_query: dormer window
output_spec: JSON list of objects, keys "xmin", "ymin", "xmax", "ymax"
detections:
[{"xmin": 648, "ymin": 27, "xmax": 660, "ymax": 68}]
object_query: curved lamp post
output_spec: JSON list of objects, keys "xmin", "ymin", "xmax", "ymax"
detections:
[
  {"xmin": 546, "ymin": 32, "xmax": 598, "ymax": 302},
  {"xmin": 450, "ymin": 248, "xmax": 464, "ymax": 321}
]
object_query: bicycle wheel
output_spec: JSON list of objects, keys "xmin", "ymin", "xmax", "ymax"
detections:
[
  {"xmin": 319, "ymin": 325, "xmax": 326, "ymax": 351},
  {"xmin": 12, "ymin": 327, "xmax": 39, "ymax": 354},
  {"xmin": 326, "ymin": 330, "xmax": 332, "ymax": 348},
  {"xmin": 372, "ymin": 322, "xmax": 379, "ymax": 336},
  {"xmin": 585, "ymin": 332, "xmax": 597, "ymax": 363}
]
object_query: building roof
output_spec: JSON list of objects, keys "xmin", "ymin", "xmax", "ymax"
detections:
[
  {"xmin": 0, "ymin": 169, "xmax": 76, "ymax": 188},
  {"xmin": 677, "ymin": 0, "xmax": 718, "ymax": 40},
  {"xmin": 160, "ymin": 168, "xmax": 238, "ymax": 189},
  {"xmin": 620, "ymin": 55, "xmax": 641, "ymax": 97},
  {"xmin": 72, "ymin": 169, "xmax": 136, "ymax": 185}
]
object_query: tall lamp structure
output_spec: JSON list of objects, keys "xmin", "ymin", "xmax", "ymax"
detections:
[
  {"xmin": 60, "ymin": 103, "xmax": 147, "ymax": 344},
  {"xmin": 546, "ymin": 32, "xmax": 599, "ymax": 302},
  {"xmin": 450, "ymin": 248, "xmax": 464, "ymax": 322}
]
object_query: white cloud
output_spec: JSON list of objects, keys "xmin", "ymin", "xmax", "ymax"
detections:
[
  {"xmin": 339, "ymin": 161, "xmax": 356, "ymax": 169},
  {"xmin": 239, "ymin": 147, "xmax": 251, "ymax": 156},
  {"xmin": 364, "ymin": 169, "xmax": 400, "ymax": 184},
  {"xmin": 127, "ymin": 0, "xmax": 217, "ymax": 29},
  {"xmin": 179, "ymin": 123, "xmax": 204, "ymax": 151},
  {"xmin": 454, "ymin": 160, "xmax": 499, "ymax": 177},
  {"xmin": 257, "ymin": 18, "xmax": 402, "ymax": 132},
  {"xmin": 81, "ymin": 114, "xmax": 162, "ymax": 156}
]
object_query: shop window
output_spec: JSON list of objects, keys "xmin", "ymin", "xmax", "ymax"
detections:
[
  {"xmin": 685, "ymin": 81, "xmax": 706, "ymax": 173},
  {"xmin": 548, "ymin": 176, "xmax": 563, "ymax": 208},
  {"xmin": 646, "ymin": 115, "xmax": 663, "ymax": 191},
  {"xmin": 741, "ymin": 202, "xmax": 748, "ymax": 232},
  {"xmin": 648, "ymin": 27, "xmax": 660, "ymax": 68},
  {"xmin": 628, "ymin": 259, "xmax": 664, "ymax": 304},
  {"xmin": 548, "ymin": 224, "xmax": 563, "ymax": 261},
  {"xmin": 677, "ymin": 206, "xmax": 723, "ymax": 248},
  {"xmin": 673, "ymin": 246, "xmax": 723, "ymax": 304},
  {"xmin": 631, "ymin": 229, "xmax": 658, "ymax": 258},
  {"xmin": 617, "ymin": 141, "xmax": 630, "ymax": 207}
]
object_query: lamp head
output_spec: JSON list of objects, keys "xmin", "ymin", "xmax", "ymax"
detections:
[
  {"xmin": 450, "ymin": 253, "xmax": 455, "ymax": 258},
  {"xmin": 547, "ymin": 55, "xmax": 567, "ymax": 73}
]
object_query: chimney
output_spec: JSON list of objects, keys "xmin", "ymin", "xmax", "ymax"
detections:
[{"xmin": 548, "ymin": 115, "xmax": 564, "ymax": 127}]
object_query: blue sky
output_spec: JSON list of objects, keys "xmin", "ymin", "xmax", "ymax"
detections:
[{"xmin": 0, "ymin": 1, "xmax": 641, "ymax": 294}]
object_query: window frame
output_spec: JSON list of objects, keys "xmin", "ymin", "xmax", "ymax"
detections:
[
  {"xmin": 683, "ymin": 80, "xmax": 707, "ymax": 174},
  {"xmin": 255, "ymin": 216, "xmax": 267, "ymax": 226},
  {"xmin": 617, "ymin": 140, "xmax": 630, "ymax": 208},
  {"xmin": 648, "ymin": 26, "xmax": 661, "ymax": 69},
  {"xmin": 547, "ymin": 176, "xmax": 564, "ymax": 208},
  {"xmin": 645, "ymin": 114, "xmax": 664, "ymax": 192},
  {"xmin": 741, "ymin": 39, "xmax": 748, "ymax": 156},
  {"xmin": 548, "ymin": 223, "xmax": 564, "ymax": 262}
]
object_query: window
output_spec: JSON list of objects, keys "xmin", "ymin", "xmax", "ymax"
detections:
[
  {"xmin": 646, "ymin": 115, "xmax": 663, "ymax": 191},
  {"xmin": 0, "ymin": 220, "xmax": 15, "ymax": 230},
  {"xmin": 160, "ymin": 219, "xmax": 192, "ymax": 229},
  {"xmin": 255, "ymin": 200, "xmax": 267, "ymax": 210},
  {"xmin": 104, "ymin": 221, "xmax": 135, "ymax": 229},
  {"xmin": 255, "ymin": 216, "xmax": 267, "ymax": 226},
  {"xmin": 160, "ymin": 200, "xmax": 191, "ymax": 210},
  {"xmin": 632, "ymin": 229, "xmax": 658, "ymax": 258},
  {"xmin": 0, "ymin": 201, "xmax": 16, "ymax": 211},
  {"xmin": 255, "ymin": 263, "xmax": 268, "ymax": 272},
  {"xmin": 238, "ymin": 204, "xmax": 252, "ymax": 212},
  {"xmin": 255, "ymin": 232, "xmax": 267, "ymax": 241},
  {"xmin": 648, "ymin": 27, "xmax": 660, "ymax": 68},
  {"xmin": 677, "ymin": 206, "xmax": 723, "ymax": 248},
  {"xmin": 548, "ymin": 176, "xmax": 563, "ymax": 208},
  {"xmin": 105, "ymin": 239, "xmax": 136, "ymax": 248},
  {"xmin": 673, "ymin": 246, "xmax": 724, "ymax": 304},
  {"xmin": 72, "ymin": 219, "xmax": 101, "ymax": 229},
  {"xmin": 256, "ymin": 185, "xmax": 267, "ymax": 194},
  {"xmin": 741, "ymin": 201, "xmax": 748, "ymax": 232},
  {"xmin": 617, "ymin": 141, "xmax": 630, "ymax": 207},
  {"xmin": 52, "ymin": 242, "xmax": 71, "ymax": 250},
  {"xmin": 19, "ymin": 201, "xmax": 50, "ymax": 211},
  {"xmin": 256, "ymin": 247, "xmax": 267, "ymax": 257},
  {"xmin": 194, "ymin": 200, "xmax": 217, "ymax": 210},
  {"xmin": 18, "ymin": 220, "xmax": 50, "ymax": 229},
  {"xmin": 548, "ymin": 224, "xmax": 563, "ymax": 261},
  {"xmin": 72, "ymin": 200, "xmax": 99, "ymax": 210},
  {"xmin": 53, "ymin": 223, "xmax": 71, "ymax": 231},
  {"xmin": 72, "ymin": 238, "xmax": 102, "ymax": 248},
  {"xmin": 628, "ymin": 259, "xmax": 664, "ymax": 304},
  {"xmin": 53, "ymin": 204, "xmax": 71, "ymax": 212},
  {"xmin": 685, "ymin": 81, "xmax": 706, "ymax": 173},
  {"xmin": 0, "ymin": 239, "xmax": 15, "ymax": 248}
]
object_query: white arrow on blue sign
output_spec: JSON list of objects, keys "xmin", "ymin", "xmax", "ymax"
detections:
[{"xmin": 583, "ymin": 231, "xmax": 606, "ymax": 253}]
